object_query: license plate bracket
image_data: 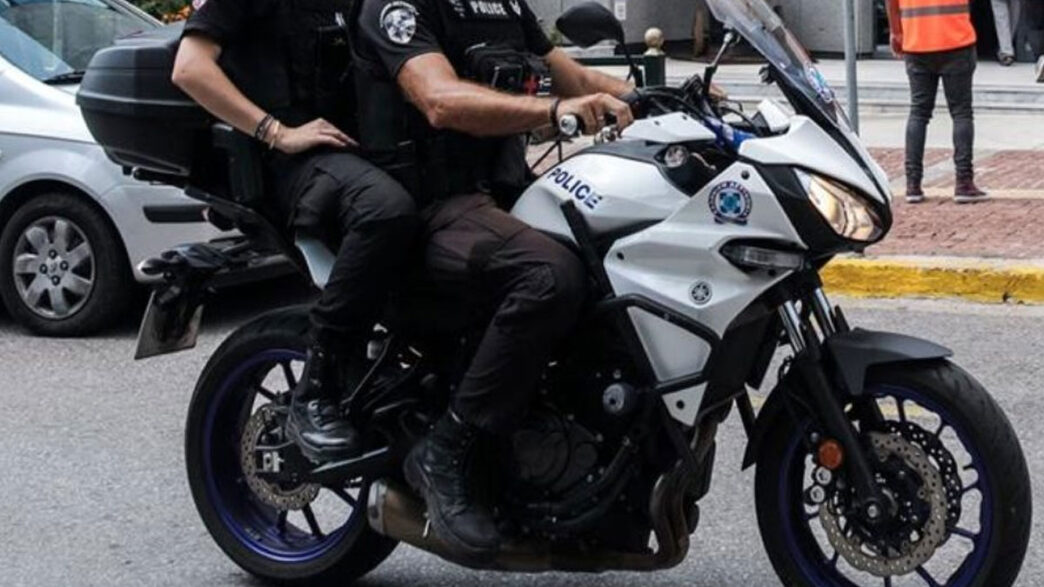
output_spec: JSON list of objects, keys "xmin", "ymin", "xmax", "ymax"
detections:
[{"xmin": 134, "ymin": 290, "xmax": 204, "ymax": 360}]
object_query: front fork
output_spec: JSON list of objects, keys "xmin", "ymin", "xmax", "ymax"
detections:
[{"xmin": 778, "ymin": 288, "xmax": 889, "ymax": 524}]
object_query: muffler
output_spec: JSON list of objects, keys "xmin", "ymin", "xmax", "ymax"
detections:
[
  {"xmin": 366, "ymin": 478, "xmax": 691, "ymax": 573},
  {"xmin": 367, "ymin": 478, "xmax": 464, "ymax": 564}
]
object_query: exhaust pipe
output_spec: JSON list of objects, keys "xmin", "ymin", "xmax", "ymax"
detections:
[
  {"xmin": 366, "ymin": 478, "xmax": 693, "ymax": 573},
  {"xmin": 367, "ymin": 478, "xmax": 463, "ymax": 563}
]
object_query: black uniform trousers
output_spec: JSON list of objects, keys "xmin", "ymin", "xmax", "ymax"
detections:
[
  {"xmin": 270, "ymin": 150, "xmax": 419, "ymax": 350},
  {"xmin": 418, "ymin": 193, "xmax": 586, "ymax": 433}
]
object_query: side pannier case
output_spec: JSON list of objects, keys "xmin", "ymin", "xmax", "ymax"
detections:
[{"xmin": 77, "ymin": 23, "xmax": 210, "ymax": 177}]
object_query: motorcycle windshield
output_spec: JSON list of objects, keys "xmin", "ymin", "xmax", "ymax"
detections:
[{"xmin": 704, "ymin": 0, "xmax": 851, "ymax": 132}]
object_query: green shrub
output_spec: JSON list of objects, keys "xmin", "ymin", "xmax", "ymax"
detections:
[{"xmin": 131, "ymin": 0, "xmax": 191, "ymax": 20}]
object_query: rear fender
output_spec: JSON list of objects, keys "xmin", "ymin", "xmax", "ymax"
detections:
[{"xmin": 741, "ymin": 328, "xmax": 952, "ymax": 469}]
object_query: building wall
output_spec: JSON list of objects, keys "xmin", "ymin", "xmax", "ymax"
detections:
[{"xmin": 529, "ymin": 0, "xmax": 697, "ymax": 43}]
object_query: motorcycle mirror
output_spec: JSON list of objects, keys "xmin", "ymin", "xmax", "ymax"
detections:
[
  {"xmin": 703, "ymin": 29, "xmax": 738, "ymax": 100},
  {"xmin": 555, "ymin": 2, "xmax": 625, "ymax": 48}
]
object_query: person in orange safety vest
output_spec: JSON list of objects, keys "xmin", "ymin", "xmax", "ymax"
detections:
[{"xmin": 886, "ymin": 0, "xmax": 988, "ymax": 204}]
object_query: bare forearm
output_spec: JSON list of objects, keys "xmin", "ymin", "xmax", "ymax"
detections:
[
  {"xmin": 399, "ymin": 55, "xmax": 552, "ymax": 137},
  {"xmin": 886, "ymin": 0, "xmax": 902, "ymax": 34},
  {"xmin": 172, "ymin": 38, "xmax": 266, "ymax": 136},
  {"xmin": 413, "ymin": 82, "xmax": 552, "ymax": 136}
]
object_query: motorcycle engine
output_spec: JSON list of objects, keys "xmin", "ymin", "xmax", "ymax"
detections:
[{"xmin": 508, "ymin": 405, "xmax": 601, "ymax": 496}]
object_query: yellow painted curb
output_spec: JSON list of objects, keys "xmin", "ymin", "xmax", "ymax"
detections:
[{"xmin": 821, "ymin": 258, "xmax": 1044, "ymax": 304}]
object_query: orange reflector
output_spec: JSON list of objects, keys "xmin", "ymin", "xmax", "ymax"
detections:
[{"xmin": 818, "ymin": 439, "xmax": 844, "ymax": 470}]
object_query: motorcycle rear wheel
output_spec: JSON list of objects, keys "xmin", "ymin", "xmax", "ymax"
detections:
[
  {"xmin": 185, "ymin": 306, "xmax": 397, "ymax": 585},
  {"xmin": 755, "ymin": 361, "xmax": 1030, "ymax": 587}
]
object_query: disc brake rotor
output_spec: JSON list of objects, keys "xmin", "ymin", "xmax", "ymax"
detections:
[
  {"xmin": 240, "ymin": 404, "xmax": 320, "ymax": 510},
  {"xmin": 819, "ymin": 431, "xmax": 948, "ymax": 577}
]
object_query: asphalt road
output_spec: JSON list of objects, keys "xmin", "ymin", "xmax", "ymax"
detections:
[{"xmin": 1, "ymin": 284, "xmax": 1042, "ymax": 586}]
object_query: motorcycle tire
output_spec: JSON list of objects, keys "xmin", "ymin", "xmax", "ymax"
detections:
[
  {"xmin": 754, "ymin": 360, "xmax": 1031, "ymax": 587},
  {"xmin": 185, "ymin": 306, "xmax": 397, "ymax": 586}
]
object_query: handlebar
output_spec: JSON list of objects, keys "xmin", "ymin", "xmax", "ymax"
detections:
[{"xmin": 557, "ymin": 112, "xmax": 620, "ymax": 138}]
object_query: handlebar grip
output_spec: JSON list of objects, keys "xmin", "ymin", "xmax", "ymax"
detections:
[{"xmin": 558, "ymin": 114, "xmax": 583, "ymax": 137}]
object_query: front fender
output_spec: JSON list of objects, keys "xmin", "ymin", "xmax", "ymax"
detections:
[
  {"xmin": 741, "ymin": 328, "xmax": 952, "ymax": 470},
  {"xmin": 824, "ymin": 328, "xmax": 952, "ymax": 396}
]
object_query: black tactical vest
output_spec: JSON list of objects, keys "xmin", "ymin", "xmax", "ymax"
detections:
[
  {"xmin": 355, "ymin": 0, "xmax": 549, "ymax": 202},
  {"xmin": 220, "ymin": 0, "xmax": 358, "ymax": 131}
]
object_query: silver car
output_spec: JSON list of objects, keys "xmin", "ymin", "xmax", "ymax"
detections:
[{"xmin": 0, "ymin": 0, "xmax": 225, "ymax": 336}]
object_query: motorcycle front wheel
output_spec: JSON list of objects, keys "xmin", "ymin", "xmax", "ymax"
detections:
[
  {"xmin": 755, "ymin": 361, "xmax": 1030, "ymax": 587},
  {"xmin": 184, "ymin": 307, "xmax": 397, "ymax": 586}
]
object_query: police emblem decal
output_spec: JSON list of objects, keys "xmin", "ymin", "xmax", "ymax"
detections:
[
  {"xmin": 381, "ymin": 1, "xmax": 418, "ymax": 45},
  {"xmin": 708, "ymin": 180, "xmax": 753, "ymax": 225}
]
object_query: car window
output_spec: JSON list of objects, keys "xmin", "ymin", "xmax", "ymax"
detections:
[{"xmin": 0, "ymin": 0, "xmax": 156, "ymax": 82}]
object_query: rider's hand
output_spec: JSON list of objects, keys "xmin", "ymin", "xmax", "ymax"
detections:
[
  {"xmin": 558, "ymin": 93, "xmax": 635, "ymax": 135},
  {"xmin": 708, "ymin": 82, "xmax": 729, "ymax": 102},
  {"xmin": 890, "ymin": 33, "xmax": 904, "ymax": 59},
  {"xmin": 273, "ymin": 118, "xmax": 357, "ymax": 155}
]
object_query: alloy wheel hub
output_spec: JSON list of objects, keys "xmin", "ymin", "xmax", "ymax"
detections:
[{"xmin": 12, "ymin": 217, "xmax": 95, "ymax": 319}]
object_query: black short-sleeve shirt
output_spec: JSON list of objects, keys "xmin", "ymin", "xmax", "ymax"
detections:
[
  {"xmin": 182, "ymin": 0, "xmax": 357, "ymax": 129},
  {"xmin": 182, "ymin": 0, "xmax": 250, "ymax": 45},
  {"xmin": 354, "ymin": 0, "xmax": 553, "ymax": 197},
  {"xmin": 356, "ymin": 0, "xmax": 553, "ymax": 80}
]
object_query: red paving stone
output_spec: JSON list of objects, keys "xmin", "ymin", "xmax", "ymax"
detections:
[
  {"xmin": 868, "ymin": 197, "xmax": 1044, "ymax": 259},
  {"xmin": 868, "ymin": 147, "xmax": 950, "ymax": 182},
  {"xmin": 971, "ymin": 151, "xmax": 1044, "ymax": 191}
]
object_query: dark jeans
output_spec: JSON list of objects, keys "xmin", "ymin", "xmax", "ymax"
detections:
[
  {"xmin": 905, "ymin": 46, "xmax": 977, "ymax": 183},
  {"xmin": 271, "ymin": 150, "xmax": 419, "ymax": 350},
  {"xmin": 417, "ymin": 194, "xmax": 586, "ymax": 433}
]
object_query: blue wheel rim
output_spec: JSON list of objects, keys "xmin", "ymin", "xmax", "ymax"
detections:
[
  {"xmin": 777, "ymin": 384, "xmax": 994, "ymax": 586},
  {"xmin": 201, "ymin": 349, "xmax": 362, "ymax": 563}
]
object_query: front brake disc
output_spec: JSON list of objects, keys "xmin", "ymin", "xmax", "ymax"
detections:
[{"xmin": 819, "ymin": 432, "xmax": 948, "ymax": 577}]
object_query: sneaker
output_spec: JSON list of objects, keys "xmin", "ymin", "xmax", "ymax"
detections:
[
  {"xmin": 954, "ymin": 178, "xmax": 990, "ymax": 204},
  {"xmin": 999, "ymin": 53, "xmax": 1015, "ymax": 67},
  {"xmin": 906, "ymin": 181, "xmax": 925, "ymax": 204}
]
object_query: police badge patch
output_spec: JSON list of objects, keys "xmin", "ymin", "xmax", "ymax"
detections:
[
  {"xmin": 381, "ymin": 1, "xmax": 418, "ymax": 45},
  {"xmin": 708, "ymin": 181, "xmax": 753, "ymax": 225}
]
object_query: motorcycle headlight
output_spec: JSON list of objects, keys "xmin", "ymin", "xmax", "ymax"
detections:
[{"xmin": 800, "ymin": 172, "xmax": 883, "ymax": 242}]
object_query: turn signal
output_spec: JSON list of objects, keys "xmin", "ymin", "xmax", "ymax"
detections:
[{"xmin": 817, "ymin": 439, "xmax": 844, "ymax": 471}]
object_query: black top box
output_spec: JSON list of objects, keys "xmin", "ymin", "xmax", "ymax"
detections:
[{"xmin": 77, "ymin": 23, "xmax": 211, "ymax": 177}]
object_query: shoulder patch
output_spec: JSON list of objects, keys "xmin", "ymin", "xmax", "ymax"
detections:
[{"xmin": 380, "ymin": 1, "xmax": 419, "ymax": 45}]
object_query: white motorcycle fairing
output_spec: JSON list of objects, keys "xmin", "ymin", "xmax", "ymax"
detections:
[
  {"xmin": 511, "ymin": 113, "xmax": 834, "ymax": 425},
  {"xmin": 739, "ymin": 116, "xmax": 889, "ymax": 205}
]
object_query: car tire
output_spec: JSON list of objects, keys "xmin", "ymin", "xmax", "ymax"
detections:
[{"xmin": 0, "ymin": 192, "xmax": 134, "ymax": 336}]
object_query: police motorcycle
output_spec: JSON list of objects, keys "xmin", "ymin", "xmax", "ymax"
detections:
[{"xmin": 76, "ymin": 0, "xmax": 1030, "ymax": 584}]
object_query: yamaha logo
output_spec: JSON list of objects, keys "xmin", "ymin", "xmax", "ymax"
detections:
[{"xmin": 690, "ymin": 281, "xmax": 713, "ymax": 306}]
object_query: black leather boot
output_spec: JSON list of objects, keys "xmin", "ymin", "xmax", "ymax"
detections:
[
  {"xmin": 404, "ymin": 411, "xmax": 500, "ymax": 557},
  {"xmin": 285, "ymin": 344, "xmax": 362, "ymax": 463}
]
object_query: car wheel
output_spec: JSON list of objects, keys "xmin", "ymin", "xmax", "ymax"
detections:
[{"xmin": 0, "ymin": 192, "xmax": 134, "ymax": 336}]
